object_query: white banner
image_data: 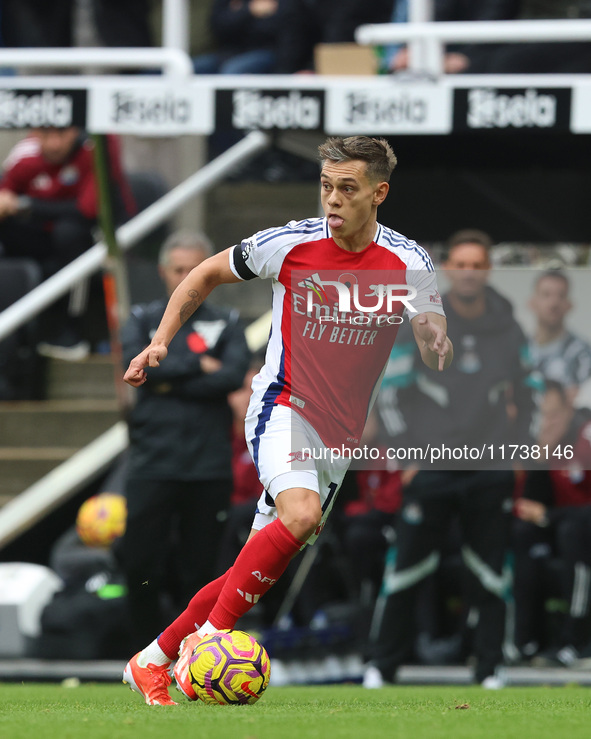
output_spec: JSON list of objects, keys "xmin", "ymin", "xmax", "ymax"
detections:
[
  {"xmin": 87, "ymin": 81, "xmax": 214, "ymax": 135},
  {"xmin": 571, "ymin": 80, "xmax": 591, "ymax": 134},
  {"xmin": 325, "ymin": 83, "xmax": 452, "ymax": 135}
]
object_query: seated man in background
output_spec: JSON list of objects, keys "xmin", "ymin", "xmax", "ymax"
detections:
[
  {"xmin": 527, "ymin": 270, "xmax": 591, "ymax": 406},
  {"xmin": 381, "ymin": 0, "xmax": 518, "ymax": 75},
  {"xmin": 513, "ymin": 380, "xmax": 591, "ymax": 665},
  {"xmin": 275, "ymin": 0, "xmax": 392, "ymax": 73},
  {"xmin": 0, "ymin": 126, "xmax": 136, "ymax": 359},
  {"xmin": 482, "ymin": 0, "xmax": 591, "ymax": 74},
  {"xmin": 193, "ymin": 0, "xmax": 286, "ymax": 75}
]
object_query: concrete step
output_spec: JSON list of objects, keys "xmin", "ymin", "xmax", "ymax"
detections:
[
  {"xmin": 0, "ymin": 447, "xmax": 78, "ymax": 502},
  {"xmin": 45, "ymin": 354, "xmax": 120, "ymax": 400},
  {"xmin": 0, "ymin": 399, "xmax": 120, "ymax": 447}
]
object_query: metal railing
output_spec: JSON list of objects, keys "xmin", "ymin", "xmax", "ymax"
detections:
[
  {"xmin": 0, "ymin": 47, "xmax": 192, "ymax": 77},
  {"xmin": 162, "ymin": 0, "xmax": 190, "ymax": 53},
  {"xmin": 0, "ymin": 130, "xmax": 270, "ymax": 343},
  {"xmin": 0, "ymin": 130, "xmax": 272, "ymax": 548},
  {"xmin": 356, "ymin": 19, "xmax": 591, "ymax": 75}
]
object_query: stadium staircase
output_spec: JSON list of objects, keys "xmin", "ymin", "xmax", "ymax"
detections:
[
  {"xmin": 0, "ymin": 176, "xmax": 318, "ymax": 509},
  {"xmin": 0, "ymin": 354, "xmax": 120, "ymax": 507}
]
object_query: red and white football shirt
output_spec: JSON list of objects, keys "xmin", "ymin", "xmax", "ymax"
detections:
[{"xmin": 230, "ymin": 217, "xmax": 444, "ymax": 450}]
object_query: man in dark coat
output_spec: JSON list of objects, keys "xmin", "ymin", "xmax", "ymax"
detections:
[{"xmin": 120, "ymin": 229, "xmax": 250, "ymax": 649}]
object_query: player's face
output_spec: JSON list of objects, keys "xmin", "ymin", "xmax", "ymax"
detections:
[
  {"xmin": 320, "ymin": 160, "xmax": 388, "ymax": 248},
  {"xmin": 34, "ymin": 127, "xmax": 81, "ymax": 164},
  {"xmin": 159, "ymin": 247, "xmax": 208, "ymax": 296},
  {"xmin": 530, "ymin": 276, "xmax": 571, "ymax": 330},
  {"xmin": 443, "ymin": 243, "xmax": 490, "ymax": 300}
]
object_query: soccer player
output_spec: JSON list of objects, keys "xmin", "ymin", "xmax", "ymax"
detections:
[{"xmin": 121, "ymin": 135, "xmax": 453, "ymax": 705}]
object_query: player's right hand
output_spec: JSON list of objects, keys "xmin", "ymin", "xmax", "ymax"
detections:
[{"xmin": 123, "ymin": 344, "xmax": 168, "ymax": 387}]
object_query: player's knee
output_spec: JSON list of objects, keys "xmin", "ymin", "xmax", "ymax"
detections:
[{"xmin": 280, "ymin": 500, "xmax": 322, "ymax": 541}]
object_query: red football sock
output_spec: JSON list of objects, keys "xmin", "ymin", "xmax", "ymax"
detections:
[
  {"xmin": 157, "ymin": 569, "xmax": 231, "ymax": 660},
  {"xmin": 208, "ymin": 518, "xmax": 304, "ymax": 630}
]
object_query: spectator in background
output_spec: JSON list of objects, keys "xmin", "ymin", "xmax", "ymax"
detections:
[
  {"xmin": 36, "ymin": 457, "xmax": 131, "ymax": 660},
  {"xmin": 1, "ymin": 1, "xmax": 153, "ymax": 50},
  {"xmin": 275, "ymin": 0, "xmax": 392, "ymax": 73},
  {"xmin": 193, "ymin": 0, "xmax": 285, "ymax": 75},
  {"xmin": 482, "ymin": 0, "xmax": 591, "ymax": 74},
  {"xmin": 119, "ymin": 230, "xmax": 250, "ymax": 651},
  {"xmin": 341, "ymin": 467, "xmax": 401, "ymax": 605},
  {"xmin": 0, "ymin": 126, "xmax": 135, "ymax": 360},
  {"xmin": 528, "ymin": 270, "xmax": 591, "ymax": 404},
  {"xmin": 92, "ymin": 0, "xmax": 153, "ymax": 48},
  {"xmin": 381, "ymin": 0, "xmax": 518, "ymax": 75},
  {"xmin": 364, "ymin": 229, "xmax": 534, "ymax": 689},
  {"xmin": 1, "ymin": 0, "xmax": 74, "ymax": 48},
  {"xmin": 513, "ymin": 380, "xmax": 591, "ymax": 665},
  {"xmin": 0, "ymin": 127, "xmax": 133, "ymax": 276}
]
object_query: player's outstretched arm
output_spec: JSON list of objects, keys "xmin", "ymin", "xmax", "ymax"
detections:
[
  {"xmin": 411, "ymin": 312, "xmax": 453, "ymax": 372},
  {"xmin": 123, "ymin": 248, "xmax": 241, "ymax": 387}
]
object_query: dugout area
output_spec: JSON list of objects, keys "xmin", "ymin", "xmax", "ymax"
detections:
[{"xmin": 0, "ymin": 72, "xmax": 590, "ymax": 685}]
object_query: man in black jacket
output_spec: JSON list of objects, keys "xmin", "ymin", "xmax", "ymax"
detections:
[
  {"xmin": 382, "ymin": 0, "xmax": 518, "ymax": 75},
  {"xmin": 275, "ymin": 0, "xmax": 392, "ymax": 73},
  {"xmin": 120, "ymin": 230, "xmax": 251, "ymax": 650},
  {"xmin": 192, "ymin": 0, "xmax": 286, "ymax": 74},
  {"xmin": 364, "ymin": 229, "xmax": 534, "ymax": 689},
  {"xmin": 513, "ymin": 380, "xmax": 591, "ymax": 664}
]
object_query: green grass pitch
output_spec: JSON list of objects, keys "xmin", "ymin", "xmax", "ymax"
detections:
[{"xmin": 1, "ymin": 683, "xmax": 591, "ymax": 739}]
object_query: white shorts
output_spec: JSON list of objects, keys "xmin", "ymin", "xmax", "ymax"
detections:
[{"xmin": 244, "ymin": 403, "xmax": 350, "ymax": 545}]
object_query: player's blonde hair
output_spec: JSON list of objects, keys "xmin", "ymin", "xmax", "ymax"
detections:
[{"xmin": 318, "ymin": 136, "xmax": 397, "ymax": 183}]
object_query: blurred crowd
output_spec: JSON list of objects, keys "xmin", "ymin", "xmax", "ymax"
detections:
[{"xmin": 0, "ymin": 1, "xmax": 589, "ymax": 76}]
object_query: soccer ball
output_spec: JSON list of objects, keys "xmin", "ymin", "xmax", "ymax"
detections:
[
  {"xmin": 187, "ymin": 630, "xmax": 271, "ymax": 705},
  {"xmin": 76, "ymin": 493, "xmax": 127, "ymax": 547}
]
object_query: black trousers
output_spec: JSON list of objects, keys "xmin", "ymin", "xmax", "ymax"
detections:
[
  {"xmin": 481, "ymin": 42, "xmax": 591, "ymax": 74},
  {"xmin": 0, "ymin": 216, "xmax": 104, "ymax": 345},
  {"xmin": 1, "ymin": 0, "xmax": 151, "ymax": 48},
  {"xmin": 513, "ymin": 505, "xmax": 591, "ymax": 651},
  {"xmin": 119, "ymin": 477, "xmax": 232, "ymax": 651},
  {"xmin": 0, "ymin": 216, "xmax": 94, "ymax": 277},
  {"xmin": 368, "ymin": 470, "xmax": 514, "ymax": 683}
]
